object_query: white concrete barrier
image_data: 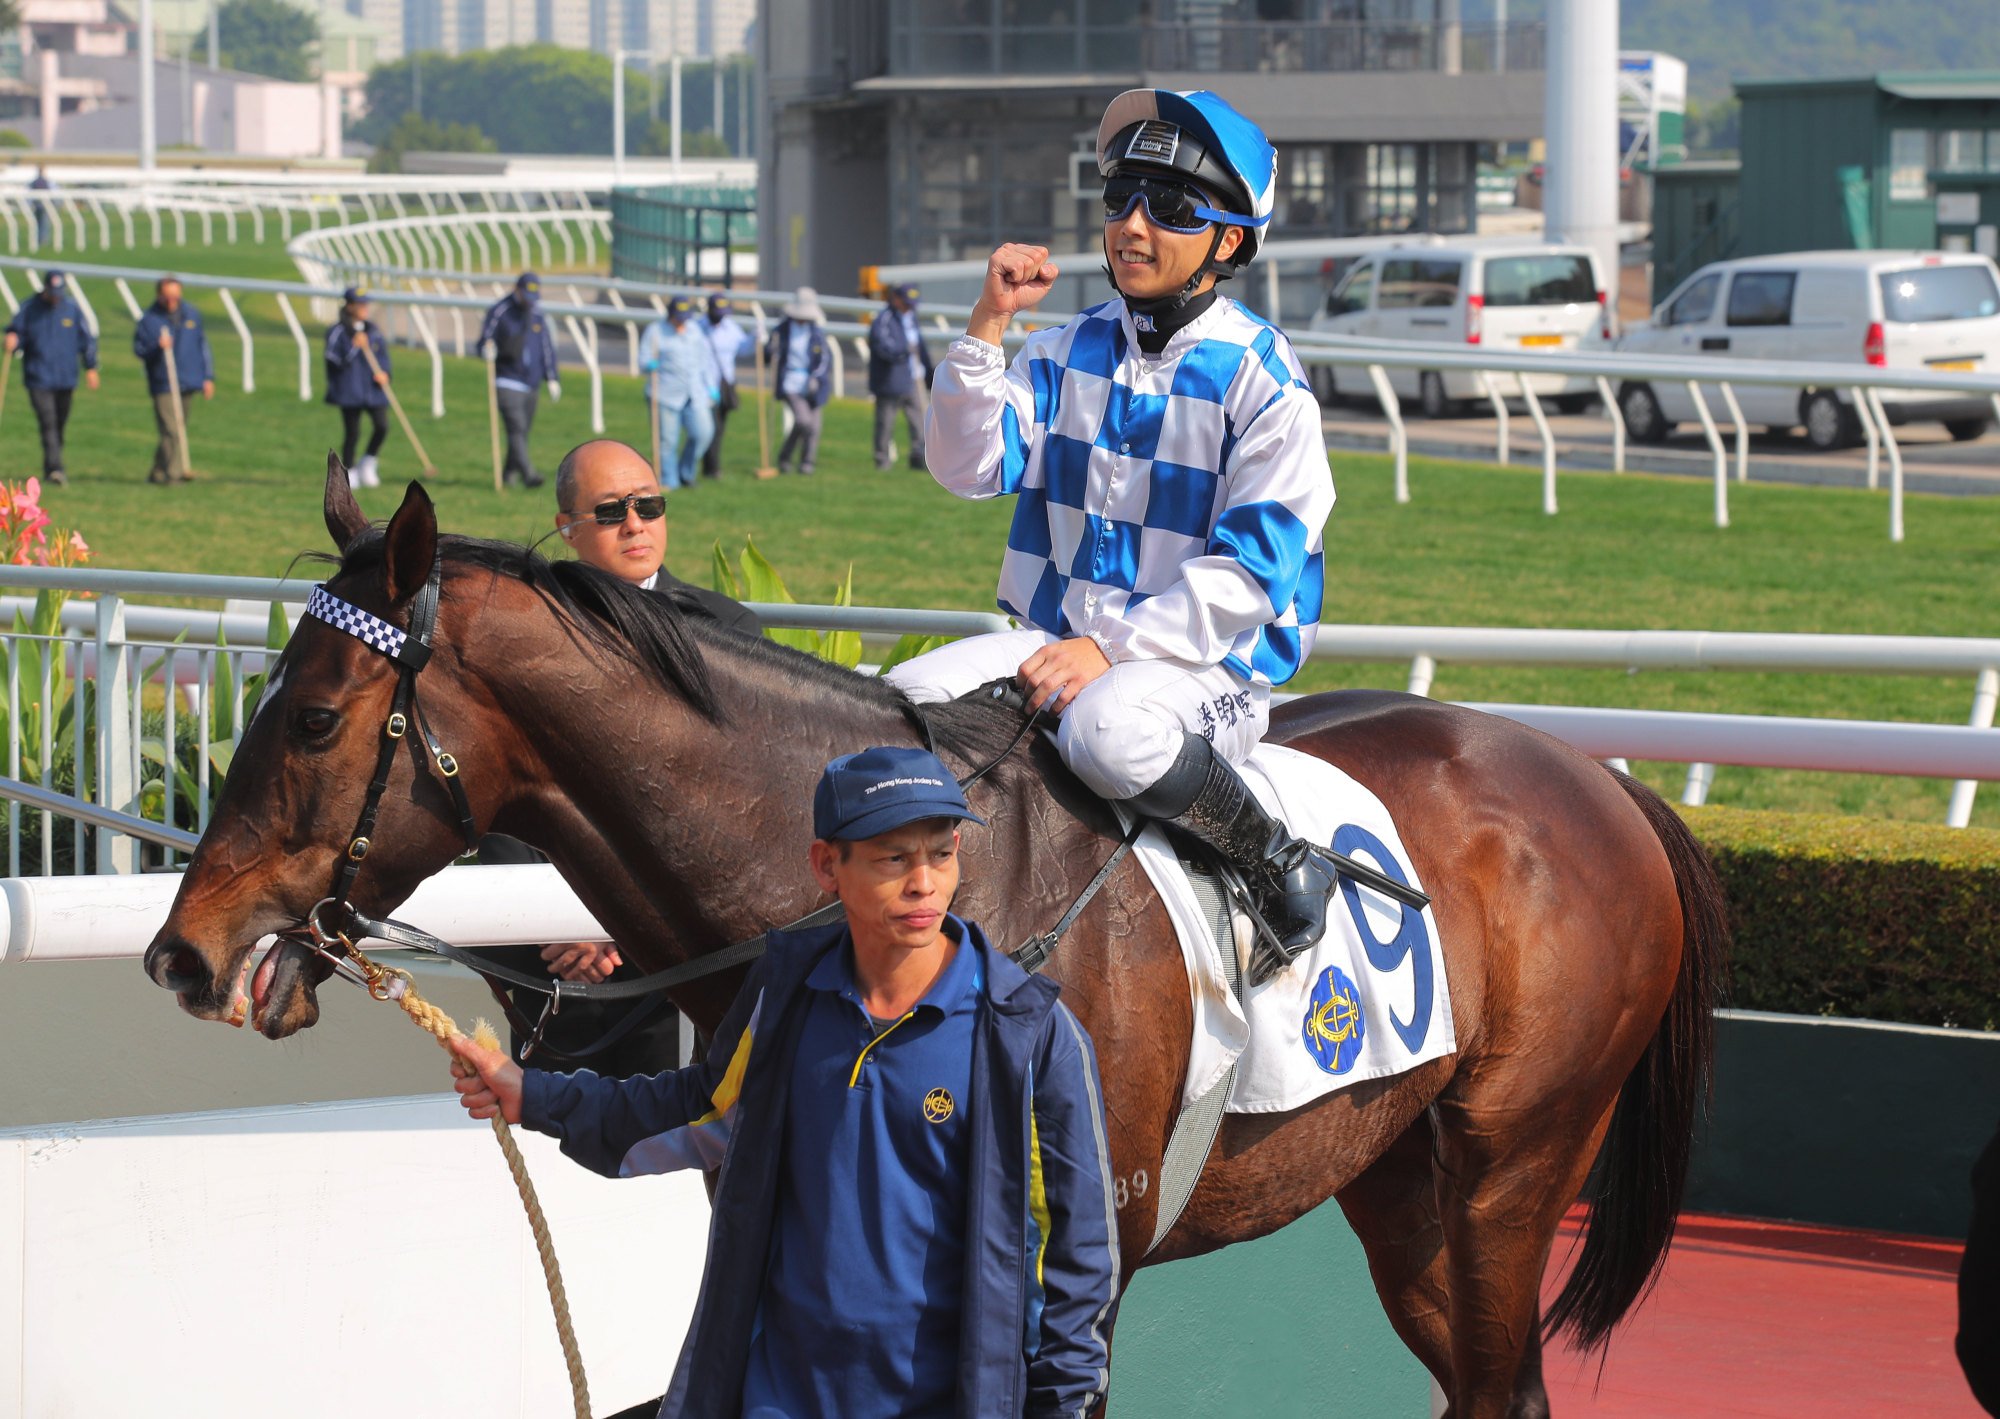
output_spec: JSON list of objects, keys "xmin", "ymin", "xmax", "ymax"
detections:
[
  {"xmin": 0, "ymin": 863, "xmax": 609, "ymax": 963},
  {"xmin": 0, "ymin": 1095, "xmax": 706, "ymax": 1416}
]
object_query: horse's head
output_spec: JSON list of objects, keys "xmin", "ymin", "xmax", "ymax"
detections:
[{"xmin": 143, "ymin": 458, "xmax": 498, "ymax": 1037}]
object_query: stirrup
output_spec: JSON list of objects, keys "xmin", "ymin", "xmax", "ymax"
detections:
[{"xmin": 1215, "ymin": 861, "xmax": 1313, "ymax": 988}]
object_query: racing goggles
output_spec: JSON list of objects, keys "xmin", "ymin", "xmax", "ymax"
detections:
[{"xmin": 1101, "ymin": 175, "xmax": 1229, "ymax": 234}]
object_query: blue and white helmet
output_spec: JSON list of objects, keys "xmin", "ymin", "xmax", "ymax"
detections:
[{"xmin": 1096, "ymin": 89, "xmax": 1277, "ymax": 266}]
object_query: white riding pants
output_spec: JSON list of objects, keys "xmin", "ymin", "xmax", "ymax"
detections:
[{"xmin": 884, "ymin": 629, "xmax": 1270, "ymax": 800}]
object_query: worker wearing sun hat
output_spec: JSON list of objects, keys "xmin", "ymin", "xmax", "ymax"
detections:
[{"xmin": 885, "ymin": 88, "xmax": 1341, "ymax": 984}]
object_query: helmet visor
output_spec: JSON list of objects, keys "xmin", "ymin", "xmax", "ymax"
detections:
[{"xmin": 1102, "ymin": 175, "xmax": 1228, "ymax": 235}]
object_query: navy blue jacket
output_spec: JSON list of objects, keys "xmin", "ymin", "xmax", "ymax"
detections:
[
  {"xmin": 521, "ymin": 917, "xmax": 1121, "ymax": 1419},
  {"xmin": 765, "ymin": 318, "xmax": 832, "ymax": 408},
  {"xmin": 323, "ymin": 320, "xmax": 391, "ymax": 409},
  {"xmin": 6, "ymin": 295, "xmax": 96, "ymax": 391},
  {"xmin": 133, "ymin": 301, "xmax": 213, "ymax": 396},
  {"xmin": 478, "ymin": 294, "xmax": 558, "ymax": 387},
  {"xmin": 868, "ymin": 305, "xmax": 934, "ymax": 398}
]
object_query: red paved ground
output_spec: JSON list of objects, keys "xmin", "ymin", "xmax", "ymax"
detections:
[{"xmin": 1540, "ymin": 1211, "xmax": 1981, "ymax": 1416}]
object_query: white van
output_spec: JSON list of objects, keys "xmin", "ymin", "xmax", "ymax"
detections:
[
  {"xmin": 1615, "ymin": 251, "xmax": 2000, "ymax": 450},
  {"xmin": 1306, "ymin": 241, "xmax": 1614, "ymax": 416}
]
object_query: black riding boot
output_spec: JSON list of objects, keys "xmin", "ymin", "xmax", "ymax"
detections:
[{"xmin": 1125, "ymin": 734, "xmax": 1339, "ymax": 985}]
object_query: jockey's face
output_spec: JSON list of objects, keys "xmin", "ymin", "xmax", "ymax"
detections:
[
  {"xmin": 1105, "ymin": 188, "xmax": 1243, "ymax": 304},
  {"xmin": 812, "ymin": 820, "xmax": 960, "ymax": 958},
  {"xmin": 556, "ymin": 442, "xmax": 666, "ymax": 585}
]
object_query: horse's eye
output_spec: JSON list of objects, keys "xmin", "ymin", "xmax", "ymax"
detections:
[{"xmin": 293, "ymin": 707, "xmax": 339, "ymax": 740}]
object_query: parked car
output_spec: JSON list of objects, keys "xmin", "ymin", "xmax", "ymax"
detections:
[
  {"xmin": 1306, "ymin": 241, "xmax": 1614, "ymax": 416},
  {"xmin": 1615, "ymin": 251, "xmax": 2000, "ymax": 450}
]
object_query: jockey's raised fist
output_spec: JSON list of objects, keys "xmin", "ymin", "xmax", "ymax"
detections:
[{"xmin": 973, "ymin": 244, "xmax": 1060, "ymax": 333}]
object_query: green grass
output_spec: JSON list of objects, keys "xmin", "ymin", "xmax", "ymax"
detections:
[{"xmin": 6, "ymin": 228, "xmax": 1999, "ymax": 828}]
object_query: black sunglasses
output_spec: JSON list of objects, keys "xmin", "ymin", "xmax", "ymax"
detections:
[{"xmin": 567, "ymin": 493, "xmax": 667, "ymax": 525}]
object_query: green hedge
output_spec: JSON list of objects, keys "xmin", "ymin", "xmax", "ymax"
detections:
[{"xmin": 1679, "ymin": 805, "xmax": 2000, "ymax": 1030}]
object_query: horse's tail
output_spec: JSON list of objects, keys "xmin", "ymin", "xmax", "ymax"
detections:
[{"xmin": 1544, "ymin": 769, "xmax": 1729, "ymax": 1353}]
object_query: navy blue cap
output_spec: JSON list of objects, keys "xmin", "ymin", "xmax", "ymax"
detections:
[
  {"xmin": 707, "ymin": 293, "xmax": 731, "ymax": 312},
  {"xmin": 893, "ymin": 283, "xmax": 921, "ymax": 303},
  {"xmin": 342, "ymin": 285, "xmax": 367, "ymax": 304},
  {"xmin": 41, "ymin": 270, "xmax": 63, "ymax": 294},
  {"xmin": 813, "ymin": 746, "xmax": 985, "ymax": 842},
  {"xmin": 668, "ymin": 295, "xmax": 695, "ymax": 318},
  {"xmin": 516, "ymin": 271, "xmax": 541, "ymax": 293}
]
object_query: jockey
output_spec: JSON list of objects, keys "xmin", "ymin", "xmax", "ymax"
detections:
[{"xmin": 885, "ymin": 88, "xmax": 1337, "ymax": 976}]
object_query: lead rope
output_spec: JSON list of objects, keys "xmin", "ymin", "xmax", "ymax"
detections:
[{"xmin": 341, "ymin": 939, "xmax": 592, "ymax": 1419}]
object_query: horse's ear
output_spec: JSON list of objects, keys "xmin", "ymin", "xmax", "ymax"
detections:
[
  {"xmin": 323, "ymin": 452, "xmax": 367, "ymax": 552},
  {"xmin": 381, "ymin": 481, "xmax": 438, "ymax": 605}
]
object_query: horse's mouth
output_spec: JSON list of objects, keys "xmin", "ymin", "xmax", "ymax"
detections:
[{"xmin": 242, "ymin": 938, "xmax": 333, "ymax": 1039}]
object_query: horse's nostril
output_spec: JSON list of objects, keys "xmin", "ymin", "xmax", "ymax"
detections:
[{"xmin": 148, "ymin": 939, "xmax": 210, "ymax": 992}]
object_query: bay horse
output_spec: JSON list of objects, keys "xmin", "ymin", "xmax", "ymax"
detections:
[{"xmin": 143, "ymin": 466, "xmax": 1725, "ymax": 1417}]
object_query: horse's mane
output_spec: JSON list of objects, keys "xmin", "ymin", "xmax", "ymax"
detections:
[{"xmin": 322, "ymin": 532, "xmax": 1027, "ymax": 764}]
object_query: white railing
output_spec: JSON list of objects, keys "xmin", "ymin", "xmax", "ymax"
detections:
[
  {"xmin": 0, "ymin": 565, "xmax": 1990, "ymax": 885},
  {"xmin": 0, "ymin": 177, "xmax": 612, "ymax": 258}
]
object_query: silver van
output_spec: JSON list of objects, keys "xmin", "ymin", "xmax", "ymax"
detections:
[
  {"xmin": 1615, "ymin": 251, "xmax": 2000, "ymax": 449},
  {"xmin": 1307, "ymin": 241, "xmax": 1613, "ymax": 416}
]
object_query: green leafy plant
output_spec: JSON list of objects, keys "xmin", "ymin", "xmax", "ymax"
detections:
[{"xmin": 711, "ymin": 536, "xmax": 952, "ymax": 674}]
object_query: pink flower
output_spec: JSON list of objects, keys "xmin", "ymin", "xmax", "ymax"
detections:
[{"xmin": 67, "ymin": 531, "xmax": 88, "ymax": 558}]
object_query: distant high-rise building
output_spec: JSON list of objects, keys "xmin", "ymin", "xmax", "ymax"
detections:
[{"xmin": 357, "ymin": 0, "xmax": 750, "ymax": 61}]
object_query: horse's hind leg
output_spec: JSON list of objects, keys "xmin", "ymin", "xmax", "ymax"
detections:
[
  {"xmin": 1432, "ymin": 1095, "xmax": 1614, "ymax": 1419},
  {"xmin": 1339, "ymin": 1113, "xmax": 1554, "ymax": 1419}
]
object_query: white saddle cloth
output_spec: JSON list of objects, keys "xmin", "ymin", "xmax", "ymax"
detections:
[{"xmin": 1129, "ymin": 741, "xmax": 1459, "ymax": 1114}]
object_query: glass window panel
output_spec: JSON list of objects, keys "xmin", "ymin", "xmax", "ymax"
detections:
[
  {"xmin": 1988, "ymin": 131, "xmax": 2000, "ymax": 174},
  {"xmin": 1941, "ymin": 130, "xmax": 1984, "ymax": 173},
  {"xmin": 1484, "ymin": 255, "xmax": 1598, "ymax": 307},
  {"xmin": 1878, "ymin": 264, "xmax": 2000, "ymax": 322},
  {"xmin": 1666, "ymin": 272, "xmax": 1721, "ymax": 326},
  {"xmin": 1724, "ymin": 271, "xmax": 1796, "ymax": 327},
  {"xmin": 1889, "ymin": 129, "xmax": 1931, "ymax": 201}
]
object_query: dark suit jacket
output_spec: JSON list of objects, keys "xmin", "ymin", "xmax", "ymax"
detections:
[{"xmin": 475, "ymin": 571, "xmax": 761, "ymax": 1072}]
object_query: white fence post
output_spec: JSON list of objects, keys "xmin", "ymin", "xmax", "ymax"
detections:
[
  {"xmin": 93, "ymin": 594, "xmax": 136, "ymax": 874},
  {"xmin": 1686, "ymin": 382, "xmax": 1728, "ymax": 529},
  {"xmin": 275, "ymin": 292, "xmax": 313, "ymax": 401},
  {"xmin": 1947, "ymin": 666, "xmax": 2000, "ymax": 829},
  {"xmin": 1364, "ymin": 364, "xmax": 1408, "ymax": 503},
  {"xmin": 217, "ymin": 287, "xmax": 255, "ymax": 392}
]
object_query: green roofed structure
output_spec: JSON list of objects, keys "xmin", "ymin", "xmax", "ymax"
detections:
[{"xmin": 1650, "ymin": 72, "xmax": 2000, "ymax": 303}]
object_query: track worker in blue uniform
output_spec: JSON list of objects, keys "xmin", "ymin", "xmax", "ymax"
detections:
[
  {"xmin": 478, "ymin": 271, "xmax": 560, "ymax": 489},
  {"xmin": 868, "ymin": 282, "xmax": 933, "ymax": 469},
  {"xmin": 325, "ymin": 287, "xmax": 391, "ymax": 489},
  {"xmin": 885, "ymin": 89, "xmax": 1337, "ymax": 979},
  {"xmin": 132, "ymin": 275, "xmax": 214, "ymax": 486},
  {"xmin": 446, "ymin": 745, "xmax": 1120, "ymax": 1419},
  {"xmin": 4, "ymin": 269, "xmax": 98, "ymax": 485}
]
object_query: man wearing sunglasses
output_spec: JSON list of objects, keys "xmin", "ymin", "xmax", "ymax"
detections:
[
  {"xmin": 476, "ymin": 438, "xmax": 763, "ymax": 1073},
  {"xmin": 886, "ymin": 88, "xmax": 1341, "ymax": 980}
]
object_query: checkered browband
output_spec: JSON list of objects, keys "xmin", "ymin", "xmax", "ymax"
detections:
[{"xmin": 305, "ymin": 585, "xmax": 410, "ymax": 661}]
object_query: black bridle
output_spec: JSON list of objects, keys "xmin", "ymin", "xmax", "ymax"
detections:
[{"xmin": 286, "ymin": 554, "xmax": 1135, "ymax": 1063}]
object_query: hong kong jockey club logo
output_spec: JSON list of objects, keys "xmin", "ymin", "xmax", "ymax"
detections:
[
  {"xmin": 1301, "ymin": 965, "xmax": 1365, "ymax": 1075},
  {"xmin": 923, "ymin": 1087, "xmax": 955, "ymax": 1124}
]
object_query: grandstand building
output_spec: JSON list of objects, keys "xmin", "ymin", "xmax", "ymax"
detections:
[{"xmin": 757, "ymin": 0, "xmax": 1549, "ymax": 297}]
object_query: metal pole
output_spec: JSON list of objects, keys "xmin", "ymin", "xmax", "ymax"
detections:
[
  {"xmin": 139, "ymin": 0, "xmax": 157, "ymax": 171},
  {"xmin": 671, "ymin": 53, "xmax": 682, "ymax": 177},
  {"xmin": 613, "ymin": 53, "xmax": 626, "ymax": 184},
  {"xmin": 1542, "ymin": 0, "xmax": 1620, "ymax": 312}
]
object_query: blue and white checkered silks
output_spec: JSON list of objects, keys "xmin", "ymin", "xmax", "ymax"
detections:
[
  {"xmin": 924, "ymin": 298, "xmax": 1332, "ymax": 687},
  {"xmin": 305, "ymin": 584, "xmax": 409, "ymax": 661}
]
